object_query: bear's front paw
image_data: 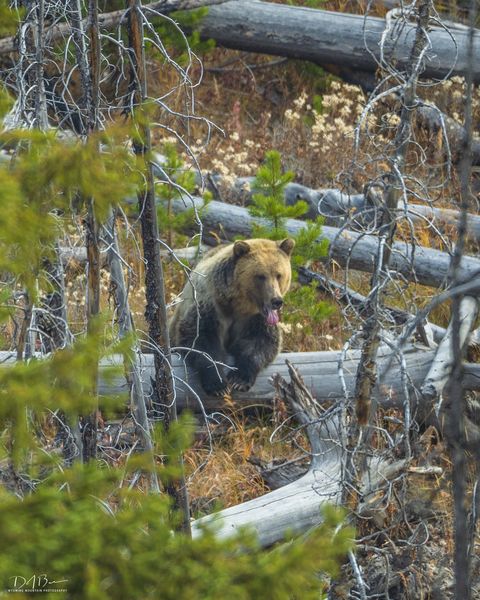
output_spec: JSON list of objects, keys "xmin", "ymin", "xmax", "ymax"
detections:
[
  {"xmin": 201, "ymin": 377, "xmax": 229, "ymax": 397},
  {"xmin": 226, "ymin": 371, "xmax": 255, "ymax": 392}
]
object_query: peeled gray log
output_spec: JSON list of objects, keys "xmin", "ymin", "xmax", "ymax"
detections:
[
  {"xmin": 306, "ymin": 188, "xmax": 480, "ymax": 242},
  {"xmin": 171, "ymin": 197, "xmax": 480, "ymax": 289},
  {"xmin": 199, "ymin": 0, "xmax": 480, "ymax": 82},
  {"xmin": 189, "ymin": 362, "xmax": 399, "ymax": 545},
  {"xmin": 191, "ymin": 443, "xmax": 406, "ymax": 543},
  {"xmin": 2, "ymin": 347, "xmax": 478, "ymax": 413},
  {"xmin": 421, "ymin": 296, "xmax": 480, "ymax": 402},
  {"xmin": 192, "ymin": 458, "xmax": 342, "ymax": 543},
  {"xmin": 58, "ymin": 245, "xmax": 207, "ymax": 266}
]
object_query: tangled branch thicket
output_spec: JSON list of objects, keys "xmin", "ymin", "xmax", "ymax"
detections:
[{"xmin": 0, "ymin": 0, "xmax": 219, "ymax": 483}]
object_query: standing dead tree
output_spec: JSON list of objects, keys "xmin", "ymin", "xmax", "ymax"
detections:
[
  {"xmin": 103, "ymin": 210, "xmax": 161, "ymax": 493},
  {"xmin": 125, "ymin": 0, "xmax": 191, "ymax": 530},
  {"xmin": 73, "ymin": 0, "xmax": 102, "ymax": 462},
  {"xmin": 353, "ymin": 0, "xmax": 432, "ymax": 427},
  {"xmin": 442, "ymin": 2, "xmax": 478, "ymax": 597}
]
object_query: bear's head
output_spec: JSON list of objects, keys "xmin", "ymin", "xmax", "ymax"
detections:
[{"xmin": 232, "ymin": 238, "xmax": 295, "ymax": 325}]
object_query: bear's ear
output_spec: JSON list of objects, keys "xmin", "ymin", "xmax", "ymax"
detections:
[
  {"xmin": 278, "ymin": 238, "xmax": 295, "ymax": 256},
  {"xmin": 233, "ymin": 240, "xmax": 251, "ymax": 259}
]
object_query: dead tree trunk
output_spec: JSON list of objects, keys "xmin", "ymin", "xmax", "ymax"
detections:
[
  {"xmin": 72, "ymin": 0, "xmax": 102, "ymax": 462},
  {"xmin": 353, "ymin": 0, "xmax": 433, "ymax": 427},
  {"xmin": 103, "ymin": 211, "xmax": 161, "ymax": 493},
  {"xmin": 443, "ymin": 3, "xmax": 478, "ymax": 596},
  {"xmin": 126, "ymin": 0, "xmax": 191, "ymax": 532}
]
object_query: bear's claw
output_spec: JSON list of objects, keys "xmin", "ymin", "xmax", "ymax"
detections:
[{"xmin": 226, "ymin": 373, "xmax": 254, "ymax": 392}]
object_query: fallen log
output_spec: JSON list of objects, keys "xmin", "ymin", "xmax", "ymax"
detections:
[
  {"xmin": 190, "ymin": 362, "xmax": 399, "ymax": 545},
  {"xmin": 171, "ymin": 197, "xmax": 480, "ymax": 289},
  {"xmin": 2, "ymin": 347, "xmax": 479, "ymax": 413},
  {"xmin": 58, "ymin": 244, "xmax": 207, "ymax": 266},
  {"xmin": 299, "ymin": 188, "xmax": 480, "ymax": 242},
  {"xmin": 198, "ymin": 0, "xmax": 480, "ymax": 83},
  {"xmin": 219, "ymin": 176, "xmax": 480, "ymax": 241},
  {"xmin": 1, "ymin": 0, "xmax": 477, "ymax": 85},
  {"xmin": 2, "ymin": 344, "xmax": 478, "ymax": 545}
]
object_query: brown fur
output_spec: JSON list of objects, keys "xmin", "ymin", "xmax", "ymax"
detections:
[{"xmin": 169, "ymin": 238, "xmax": 295, "ymax": 395}]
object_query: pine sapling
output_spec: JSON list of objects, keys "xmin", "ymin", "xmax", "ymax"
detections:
[{"xmin": 249, "ymin": 150, "xmax": 334, "ymax": 331}]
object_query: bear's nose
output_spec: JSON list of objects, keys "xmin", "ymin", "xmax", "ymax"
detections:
[{"xmin": 271, "ymin": 297, "xmax": 283, "ymax": 310}]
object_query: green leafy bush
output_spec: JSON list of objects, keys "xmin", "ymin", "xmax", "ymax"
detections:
[
  {"xmin": 0, "ymin": 457, "xmax": 352, "ymax": 599},
  {"xmin": 0, "ymin": 123, "xmax": 139, "ymax": 295},
  {"xmin": 0, "ymin": 0, "xmax": 22, "ymax": 36}
]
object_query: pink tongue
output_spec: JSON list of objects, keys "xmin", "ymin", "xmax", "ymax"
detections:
[{"xmin": 266, "ymin": 309, "xmax": 279, "ymax": 326}]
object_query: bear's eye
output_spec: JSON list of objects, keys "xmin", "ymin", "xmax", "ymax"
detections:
[
  {"xmin": 276, "ymin": 273, "xmax": 282, "ymax": 281},
  {"xmin": 255, "ymin": 274, "xmax": 266, "ymax": 282}
]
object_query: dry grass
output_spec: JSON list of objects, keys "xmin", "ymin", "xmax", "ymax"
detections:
[
  {"xmin": 185, "ymin": 422, "xmax": 270, "ymax": 514},
  {"xmin": 185, "ymin": 403, "xmax": 311, "ymax": 515}
]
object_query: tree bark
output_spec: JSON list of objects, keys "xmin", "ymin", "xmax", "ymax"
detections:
[{"xmin": 76, "ymin": 0, "xmax": 101, "ymax": 462}]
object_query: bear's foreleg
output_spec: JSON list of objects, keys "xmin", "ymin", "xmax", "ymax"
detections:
[
  {"xmin": 176, "ymin": 305, "xmax": 228, "ymax": 396},
  {"xmin": 226, "ymin": 317, "xmax": 280, "ymax": 392}
]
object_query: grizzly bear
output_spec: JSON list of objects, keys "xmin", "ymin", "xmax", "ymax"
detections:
[{"xmin": 169, "ymin": 238, "xmax": 295, "ymax": 395}]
